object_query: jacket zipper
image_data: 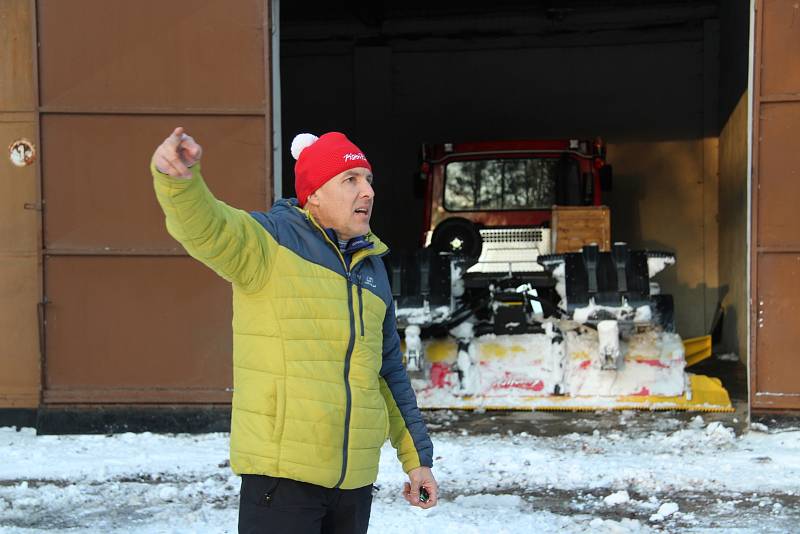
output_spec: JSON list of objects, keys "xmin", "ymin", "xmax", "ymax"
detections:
[
  {"xmin": 302, "ymin": 211, "xmax": 384, "ymax": 488},
  {"xmin": 356, "ymin": 273, "xmax": 365, "ymax": 338},
  {"xmin": 334, "ymin": 272, "xmax": 356, "ymax": 488},
  {"xmin": 303, "ymin": 215, "xmax": 358, "ymax": 489}
]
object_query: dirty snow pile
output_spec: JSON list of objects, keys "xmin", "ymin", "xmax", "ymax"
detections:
[{"xmin": 1, "ymin": 415, "xmax": 799, "ymax": 533}]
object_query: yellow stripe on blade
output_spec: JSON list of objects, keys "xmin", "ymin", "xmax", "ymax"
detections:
[{"xmin": 418, "ymin": 374, "xmax": 734, "ymax": 412}]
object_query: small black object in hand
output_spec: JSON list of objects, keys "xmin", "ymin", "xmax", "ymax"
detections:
[{"xmin": 419, "ymin": 487, "xmax": 430, "ymax": 503}]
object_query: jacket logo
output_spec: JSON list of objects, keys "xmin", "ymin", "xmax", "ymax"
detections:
[
  {"xmin": 364, "ymin": 275, "xmax": 377, "ymax": 288},
  {"xmin": 343, "ymin": 152, "xmax": 366, "ymax": 162}
]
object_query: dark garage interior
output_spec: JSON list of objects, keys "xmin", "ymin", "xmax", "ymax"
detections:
[{"xmin": 279, "ymin": 1, "xmax": 750, "ymax": 395}]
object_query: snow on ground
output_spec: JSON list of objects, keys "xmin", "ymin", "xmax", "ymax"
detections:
[{"xmin": 1, "ymin": 414, "xmax": 799, "ymax": 533}]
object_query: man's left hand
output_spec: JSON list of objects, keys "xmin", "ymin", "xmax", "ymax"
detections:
[{"xmin": 403, "ymin": 466, "xmax": 438, "ymax": 509}]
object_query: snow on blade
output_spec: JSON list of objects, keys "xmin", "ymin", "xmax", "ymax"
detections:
[{"xmin": 414, "ymin": 325, "xmax": 694, "ymax": 409}]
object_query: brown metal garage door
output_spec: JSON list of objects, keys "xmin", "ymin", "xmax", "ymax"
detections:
[
  {"xmin": 0, "ymin": 0, "xmax": 40, "ymax": 409},
  {"xmin": 750, "ymin": 0, "xmax": 800, "ymax": 411},
  {"xmin": 38, "ymin": 0, "xmax": 271, "ymax": 404}
]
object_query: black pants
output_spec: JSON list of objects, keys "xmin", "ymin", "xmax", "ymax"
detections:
[{"xmin": 238, "ymin": 475, "xmax": 373, "ymax": 534}]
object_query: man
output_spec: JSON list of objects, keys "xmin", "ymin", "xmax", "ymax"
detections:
[{"xmin": 151, "ymin": 128, "xmax": 437, "ymax": 534}]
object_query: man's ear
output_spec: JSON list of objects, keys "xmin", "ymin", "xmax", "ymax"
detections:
[{"xmin": 306, "ymin": 191, "xmax": 320, "ymax": 207}]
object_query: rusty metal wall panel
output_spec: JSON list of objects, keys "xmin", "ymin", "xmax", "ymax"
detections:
[
  {"xmin": 44, "ymin": 256, "xmax": 233, "ymax": 404},
  {"xmin": 35, "ymin": 0, "xmax": 272, "ymax": 408},
  {"xmin": 756, "ymin": 103, "xmax": 800, "ymax": 248},
  {"xmin": 37, "ymin": 0, "xmax": 266, "ymax": 111},
  {"xmin": 0, "ymin": 0, "xmax": 41, "ymax": 408},
  {"xmin": 0, "ymin": 255, "xmax": 41, "ymax": 407},
  {"xmin": 0, "ymin": 0, "xmax": 35, "ymax": 111},
  {"xmin": 753, "ymin": 253, "xmax": 800, "ymax": 407},
  {"xmin": 751, "ymin": 0, "xmax": 800, "ymax": 411},
  {"xmin": 760, "ymin": 0, "xmax": 800, "ymax": 96},
  {"xmin": 41, "ymin": 114, "xmax": 268, "ymax": 252},
  {"xmin": 0, "ymin": 117, "xmax": 39, "ymax": 251}
]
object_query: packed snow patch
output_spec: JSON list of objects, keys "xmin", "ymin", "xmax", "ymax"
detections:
[
  {"xmin": 589, "ymin": 517, "xmax": 648, "ymax": 533},
  {"xmin": 158, "ymin": 485, "xmax": 179, "ymax": 502},
  {"xmin": 649, "ymin": 502, "xmax": 679, "ymax": 522},
  {"xmin": 604, "ymin": 490, "xmax": 631, "ymax": 506},
  {"xmin": 704, "ymin": 421, "xmax": 736, "ymax": 445},
  {"xmin": 453, "ymin": 494, "xmax": 524, "ymax": 508},
  {"xmin": 750, "ymin": 422, "xmax": 769, "ymax": 433},
  {"xmin": 688, "ymin": 415, "xmax": 705, "ymax": 429}
]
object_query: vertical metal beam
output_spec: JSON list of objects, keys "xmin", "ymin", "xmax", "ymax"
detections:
[
  {"xmin": 271, "ymin": 0, "xmax": 282, "ymax": 201},
  {"xmin": 749, "ymin": 0, "xmax": 762, "ymax": 413},
  {"xmin": 745, "ymin": 0, "xmax": 757, "ymax": 418},
  {"xmin": 32, "ymin": 0, "xmax": 44, "ymax": 407},
  {"xmin": 702, "ymin": 18, "xmax": 720, "ymax": 335}
]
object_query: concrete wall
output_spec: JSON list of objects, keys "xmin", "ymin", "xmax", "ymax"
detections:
[
  {"xmin": 607, "ymin": 139, "xmax": 715, "ymax": 337},
  {"xmin": 281, "ymin": 2, "xmax": 731, "ymax": 337},
  {"xmin": 717, "ymin": 93, "xmax": 749, "ymax": 362},
  {"xmin": 717, "ymin": 1, "xmax": 751, "ymax": 361}
]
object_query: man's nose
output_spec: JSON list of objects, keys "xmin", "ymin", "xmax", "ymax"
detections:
[{"xmin": 360, "ymin": 180, "xmax": 375, "ymax": 199}]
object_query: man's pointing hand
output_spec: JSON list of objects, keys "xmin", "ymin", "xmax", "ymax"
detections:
[{"xmin": 152, "ymin": 127, "xmax": 203, "ymax": 179}]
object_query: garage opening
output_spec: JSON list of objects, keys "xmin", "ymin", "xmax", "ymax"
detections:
[{"xmin": 279, "ymin": 1, "xmax": 751, "ymax": 399}]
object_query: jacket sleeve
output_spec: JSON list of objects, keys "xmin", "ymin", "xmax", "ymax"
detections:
[
  {"xmin": 379, "ymin": 302, "xmax": 434, "ymax": 472},
  {"xmin": 152, "ymin": 162, "xmax": 275, "ymax": 292}
]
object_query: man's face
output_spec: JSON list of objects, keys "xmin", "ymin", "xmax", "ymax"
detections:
[{"xmin": 307, "ymin": 167, "xmax": 374, "ymax": 241}]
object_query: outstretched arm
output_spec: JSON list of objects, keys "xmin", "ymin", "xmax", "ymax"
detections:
[{"xmin": 151, "ymin": 127, "xmax": 275, "ymax": 292}]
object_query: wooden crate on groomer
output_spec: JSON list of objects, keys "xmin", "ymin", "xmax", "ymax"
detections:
[{"xmin": 551, "ymin": 205, "xmax": 611, "ymax": 253}]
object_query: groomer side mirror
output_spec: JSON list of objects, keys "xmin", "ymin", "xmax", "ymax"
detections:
[
  {"xmin": 414, "ymin": 161, "xmax": 430, "ymax": 199},
  {"xmin": 600, "ymin": 164, "xmax": 613, "ymax": 192}
]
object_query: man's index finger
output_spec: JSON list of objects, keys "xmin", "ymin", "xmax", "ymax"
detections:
[{"xmin": 165, "ymin": 127, "xmax": 185, "ymax": 147}]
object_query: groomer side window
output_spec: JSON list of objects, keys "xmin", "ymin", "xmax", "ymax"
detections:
[{"xmin": 444, "ymin": 158, "xmax": 557, "ymax": 211}]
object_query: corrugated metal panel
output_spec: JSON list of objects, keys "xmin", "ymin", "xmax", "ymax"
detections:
[
  {"xmin": 750, "ymin": 0, "xmax": 800, "ymax": 411},
  {"xmin": 38, "ymin": 0, "xmax": 266, "ymax": 112},
  {"xmin": 43, "ymin": 256, "xmax": 233, "ymax": 404},
  {"xmin": 0, "ymin": 117, "xmax": 39, "ymax": 251},
  {"xmin": 42, "ymin": 115, "xmax": 268, "ymax": 253}
]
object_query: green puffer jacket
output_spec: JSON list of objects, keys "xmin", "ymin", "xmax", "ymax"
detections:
[{"xmin": 153, "ymin": 163, "xmax": 433, "ymax": 489}]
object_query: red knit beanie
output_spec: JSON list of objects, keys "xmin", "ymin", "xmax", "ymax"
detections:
[{"xmin": 292, "ymin": 132, "xmax": 372, "ymax": 207}]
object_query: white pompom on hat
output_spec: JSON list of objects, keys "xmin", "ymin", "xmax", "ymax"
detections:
[
  {"xmin": 291, "ymin": 131, "xmax": 371, "ymax": 207},
  {"xmin": 290, "ymin": 133, "xmax": 319, "ymax": 160}
]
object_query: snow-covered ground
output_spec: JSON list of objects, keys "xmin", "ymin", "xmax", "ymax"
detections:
[{"xmin": 1, "ymin": 412, "xmax": 799, "ymax": 533}]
